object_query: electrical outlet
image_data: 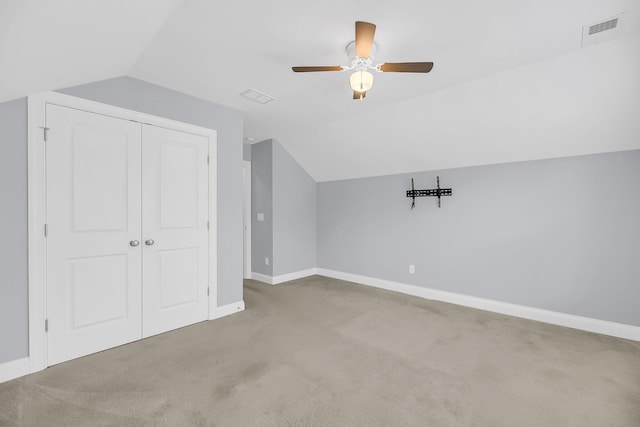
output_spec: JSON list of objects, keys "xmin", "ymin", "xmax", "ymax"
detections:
[
  {"xmin": 265, "ymin": 257, "xmax": 269, "ymax": 266},
  {"xmin": 409, "ymin": 264, "xmax": 415, "ymax": 274},
  {"xmin": 257, "ymin": 213, "xmax": 264, "ymax": 221}
]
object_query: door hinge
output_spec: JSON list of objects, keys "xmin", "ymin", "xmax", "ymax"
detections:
[
  {"xmin": 44, "ymin": 224, "xmax": 48, "ymax": 237},
  {"xmin": 39, "ymin": 126, "xmax": 50, "ymax": 142},
  {"xmin": 207, "ymin": 221, "xmax": 210, "ymax": 230},
  {"xmin": 45, "ymin": 319, "xmax": 49, "ymax": 332},
  {"xmin": 207, "ymin": 287, "xmax": 210, "ymax": 296},
  {"xmin": 207, "ymin": 155, "xmax": 210, "ymax": 165}
]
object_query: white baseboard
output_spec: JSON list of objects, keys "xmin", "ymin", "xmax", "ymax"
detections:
[
  {"xmin": 250, "ymin": 272, "xmax": 274, "ymax": 285},
  {"xmin": 0, "ymin": 357, "xmax": 30, "ymax": 384},
  {"xmin": 273, "ymin": 268, "xmax": 318, "ymax": 284},
  {"xmin": 250, "ymin": 268, "xmax": 318, "ymax": 285},
  {"xmin": 211, "ymin": 300, "xmax": 245, "ymax": 320},
  {"xmin": 317, "ymin": 268, "xmax": 640, "ymax": 342}
]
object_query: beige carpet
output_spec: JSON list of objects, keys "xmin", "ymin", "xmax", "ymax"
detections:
[{"xmin": 1, "ymin": 276, "xmax": 639, "ymax": 426}]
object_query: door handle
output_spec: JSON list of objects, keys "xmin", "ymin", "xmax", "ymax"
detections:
[
  {"xmin": 145, "ymin": 239, "xmax": 155, "ymax": 246},
  {"xmin": 130, "ymin": 240, "xmax": 140, "ymax": 247}
]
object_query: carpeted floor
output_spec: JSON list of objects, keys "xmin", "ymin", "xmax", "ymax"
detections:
[{"xmin": 1, "ymin": 276, "xmax": 639, "ymax": 426}]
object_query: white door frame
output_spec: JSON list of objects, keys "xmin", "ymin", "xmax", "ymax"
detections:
[
  {"xmin": 243, "ymin": 160, "xmax": 252, "ymax": 279},
  {"xmin": 27, "ymin": 91, "xmax": 218, "ymax": 373}
]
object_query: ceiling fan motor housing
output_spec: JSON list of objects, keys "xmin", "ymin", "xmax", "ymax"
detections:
[{"xmin": 346, "ymin": 40, "xmax": 378, "ymax": 70}]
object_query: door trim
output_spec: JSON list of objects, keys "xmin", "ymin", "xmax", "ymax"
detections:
[
  {"xmin": 243, "ymin": 160, "xmax": 252, "ymax": 279},
  {"xmin": 27, "ymin": 91, "xmax": 218, "ymax": 373}
]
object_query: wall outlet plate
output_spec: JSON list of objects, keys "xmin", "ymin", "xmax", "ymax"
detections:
[
  {"xmin": 409, "ymin": 264, "xmax": 415, "ymax": 274},
  {"xmin": 265, "ymin": 257, "xmax": 269, "ymax": 266}
]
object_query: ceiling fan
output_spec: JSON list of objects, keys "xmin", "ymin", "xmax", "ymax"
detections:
[{"xmin": 292, "ymin": 21, "xmax": 434, "ymax": 100}]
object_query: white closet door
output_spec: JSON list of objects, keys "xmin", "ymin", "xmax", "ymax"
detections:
[
  {"xmin": 141, "ymin": 125, "xmax": 209, "ymax": 337},
  {"xmin": 46, "ymin": 104, "xmax": 143, "ymax": 366}
]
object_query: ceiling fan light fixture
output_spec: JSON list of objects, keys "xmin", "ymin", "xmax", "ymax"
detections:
[
  {"xmin": 291, "ymin": 21, "xmax": 434, "ymax": 99},
  {"xmin": 349, "ymin": 70, "xmax": 373, "ymax": 93}
]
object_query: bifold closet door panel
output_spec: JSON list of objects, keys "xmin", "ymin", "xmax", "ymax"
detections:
[
  {"xmin": 141, "ymin": 125, "xmax": 210, "ymax": 338},
  {"xmin": 45, "ymin": 104, "xmax": 143, "ymax": 366}
]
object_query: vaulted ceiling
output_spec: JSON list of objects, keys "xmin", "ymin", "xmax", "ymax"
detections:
[{"xmin": 2, "ymin": 0, "xmax": 639, "ymax": 181}]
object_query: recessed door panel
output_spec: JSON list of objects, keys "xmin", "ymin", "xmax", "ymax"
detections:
[
  {"xmin": 72, "ymin": 126, "xmax": 129, "ymax": 232},
  {"xmin": 46, "ymin": 104, "xmax": 142, "ymax": 366},
  {"xmin": 142, "ymin": 125, "xmax": 209, "ymax": 338},
  {"xmin": 160, "ymin": 142, "xmax": 199, "ymax": 229},
  {"xmin": 70, "ymin": 254, "xmax": 128, "ymax": 328},
  {"xmin": 158, "ymin": 248, "xmax": 198, "ymax": 309}
]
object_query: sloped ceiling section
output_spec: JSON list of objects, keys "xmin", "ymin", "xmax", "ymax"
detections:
[
  {"xmin": 129, "ymin": 0, "xmax": 640, "ymax": 181},
  {"xmin": 287, "ymin": 33, "xmax": 640, "ymax": 181},
  {"xmin": 0, "ymin": 0, "xmax": 184, "ymax": 102},
  {"xmin": 2, "ymin": 0, "xmax": 639, "ymax": 181}
]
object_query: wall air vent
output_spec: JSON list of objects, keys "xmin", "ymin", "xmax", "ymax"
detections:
[
  {"xmin": 582, "ymin": 13, "xmax": 624, "ymax": 47},
  {"xmin": 588, "ymin": 18, "xmax": 618, "ymax": 35},
  {"xmin": 240, "ymin": 89, "xmax": 275, "ymax": 104}
]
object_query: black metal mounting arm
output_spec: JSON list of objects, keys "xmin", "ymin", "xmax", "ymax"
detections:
[{"xmin": 406, "ymin": 176, "xmax": 452, "ymax": 208}]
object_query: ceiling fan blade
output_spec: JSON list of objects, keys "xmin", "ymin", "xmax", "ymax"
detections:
[
  {"xmin": 292, "ymin": 66, "xmax": 343, "ymax": 72},
  {"xmin": 379, "ymin": 62, "xmax": 434, "ymax": 73},
  {"xmin": 355, "ymin": 21, "xmax": 376, "ymax": 57},
  {"xmin": 353, "ymin": 91, "xmax": 366, "ymax": 100}
]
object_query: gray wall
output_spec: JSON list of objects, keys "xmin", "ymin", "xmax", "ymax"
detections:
[
  {"xmin": 318, "ymin": 150, "xmax": 640, "ymax": 327},
  {"xmin": 0, "ymin": 98, "xmax": 29, "ymax": 364},
  {"xmin": 0, "ymin": 77, "xmax": 244, "ymax": 364},
  {"xmin": 251, "ymin": 140, "xmax": 273, "ymax": 276},
  {"xmin": 250, "ymin": 139, "xmax": 317, "ymax": 277},
  {"xmin": 243, "ymin": 143, "xmax": 252, "ymax": 161},
  {"xmin": 272, "ymin": 140, "xmax": 317, "ymax": 276}
]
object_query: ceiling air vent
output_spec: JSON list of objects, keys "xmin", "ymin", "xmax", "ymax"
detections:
[
  {"xmin": 582, "ymin": 13, "xmax": 624, "ymax": 47},
  {"xmin": 240, "ymin": 89, "xmax": 274, "ymax": 104}
]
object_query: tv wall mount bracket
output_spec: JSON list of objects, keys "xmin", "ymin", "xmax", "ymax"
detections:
[{"xmin": 406, "ymin": 176, "xmax": 452, "ymax": 209}]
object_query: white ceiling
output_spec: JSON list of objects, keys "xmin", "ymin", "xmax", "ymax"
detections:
[
  {"xmin": 0, "ymin": 0, "xmax": 183, "ymax": 102},
  {"xmin": 2, "ymin": 0, "xmax": 640, "ymax": 181}
]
